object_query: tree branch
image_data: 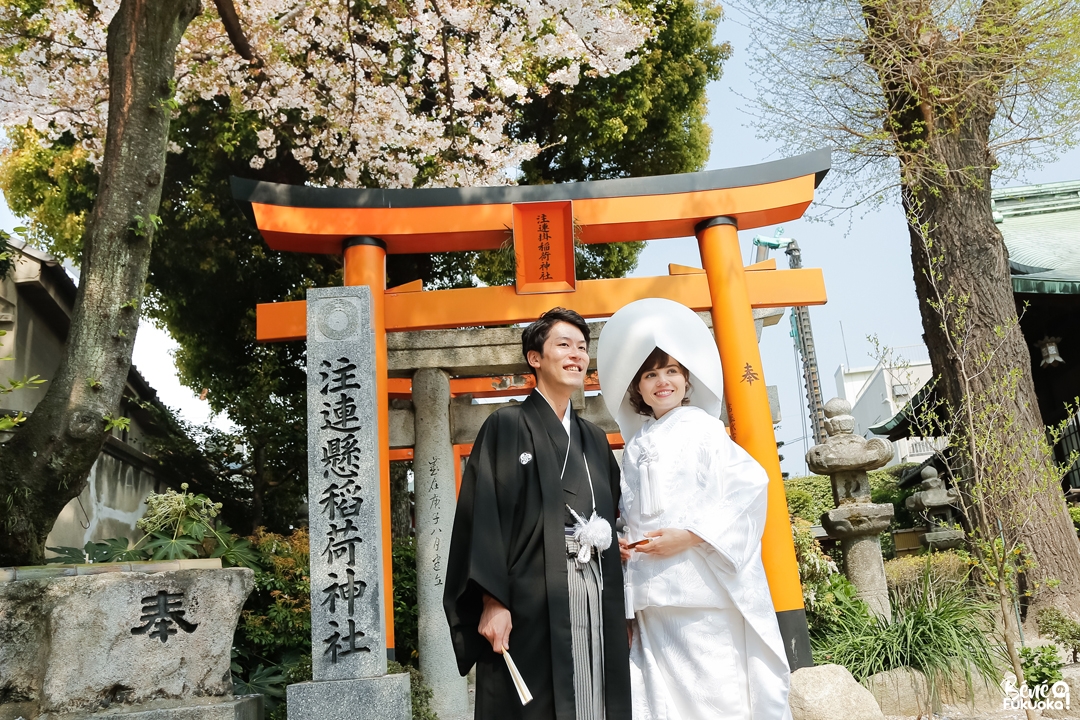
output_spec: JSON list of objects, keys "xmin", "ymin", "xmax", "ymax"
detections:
[{"xmin": 212, "ymin": 0, "xmax": 260, "ymax": 64}]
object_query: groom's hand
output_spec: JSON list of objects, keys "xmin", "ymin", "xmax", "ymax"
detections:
[{"xmin": 479, "ymin": 593, "xmax": 512, "ymax": 654}]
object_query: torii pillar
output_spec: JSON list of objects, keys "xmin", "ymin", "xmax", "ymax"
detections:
[{"xmin": 235, "ymin": 148, "xmax": 831, "ymax": 672}]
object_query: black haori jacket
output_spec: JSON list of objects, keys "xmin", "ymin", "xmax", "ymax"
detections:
[{"xmin": 443, "ymin": 391, "xmax": 631, "ymax": 720}]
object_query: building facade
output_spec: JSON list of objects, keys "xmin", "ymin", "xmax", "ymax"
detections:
[
  {"xmin": 1, "ymin": 240, "xmax": 169, "ymax": 552},
  {"xmin": 833, "ymin": 349, "xmax": 940, "ymax": 466}
]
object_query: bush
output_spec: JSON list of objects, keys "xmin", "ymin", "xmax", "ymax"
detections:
[
  {"xmin": 786, "ymin": 471, "xmax": 920, "ymax": 561},
  {"xmin": 1037, "ymin": 607, "xmax": 1080, "ymax": 663},
  {"xmin": 792, "ymin": 518, "xmax": 859, "ymax": 633},
  {"xmin": 785, "ymin": 471, "xmax": 918, "ymax": 525},
  {"xmin": 45, "ymin": 484, "xmax": 261, "ymax": 567},
  {"xmin": 393, "ymin": 537, "xmax": 420, "ymax": 667},
  {"xmin": 388, "ymin": 661, "xmax": 438, "ymax": 720},
  {"xmin": 785, "ymin": 476, "xmax": 832, "ymax": 523},
  {"xmin": 1020, "ymin": 644, "xmax": 1063, "ymax": 697},
  {"xmin": 1069, "ymin": 506, "xmax": 1080, "ymax": 534},
  {"xmin": 785, "ymin": 487, "xmax": 818, "ymax": 523},
  {"xmin": 883, "ymin": 550, "xmax": 969, "ymax": 603},
  {"xmin": 870, "ymin": 471, "xmax": 918, "ymax": 531},
  {"xmin": 812, "ymin": 560, "xmax": 997, "ymax": 698},
  {"xmin": 234, "ymin": 527, "xmax": 312, "ymax": 718}
]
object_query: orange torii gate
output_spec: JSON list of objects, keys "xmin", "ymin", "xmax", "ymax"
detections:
[{"xmin": 235, "ymin": 148, "xmax": 831, "ymax": 670}]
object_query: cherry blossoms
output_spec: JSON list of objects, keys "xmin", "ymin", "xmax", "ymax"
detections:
[{"xmin": 0, "ymin": 0, "xmax": 650, "ymax": 188}]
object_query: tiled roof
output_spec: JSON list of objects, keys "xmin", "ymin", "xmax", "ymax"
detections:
[{"xmin": 992, "ymin": 180, "xmax": 1080, "ymax": 293}]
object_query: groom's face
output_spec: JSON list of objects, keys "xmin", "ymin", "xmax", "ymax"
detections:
[{"xmin": 528, "ymin": 321, "xmax": 588, "ymax": 393}]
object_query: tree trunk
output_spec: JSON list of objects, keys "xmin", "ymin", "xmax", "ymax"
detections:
[
  {"xmin": 0, "ymin": 0, "xmax": 201, "ymax": 566},
  {"xmin": 902, "ymin": 124, "xmax": 1080, "ymax": 610}
]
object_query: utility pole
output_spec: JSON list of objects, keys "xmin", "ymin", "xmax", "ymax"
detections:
[{"xmin": 752, "ymin": 231, "xmax": 828, "ymax": 446}]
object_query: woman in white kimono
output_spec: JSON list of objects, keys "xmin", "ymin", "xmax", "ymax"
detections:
[{"xmin": 597, "ymin": 298, "xmax": 791, "ymax": 720}]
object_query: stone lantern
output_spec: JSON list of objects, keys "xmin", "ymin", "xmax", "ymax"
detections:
[
  {"xmin": 806, "ymin": 398, "xmax": 894, "ymax": 618},
  {"xmin": 905, "ymin": 465, "xmax": 964, "ymax": 551}
]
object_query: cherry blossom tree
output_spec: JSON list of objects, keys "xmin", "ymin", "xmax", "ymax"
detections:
[
  {"xmin": 0, "ymin": 0, "xmax": 650, "ymax": 565},
  {"xmin": 1, "ymin": 0, "xmax": 650, "ymax": 188}
]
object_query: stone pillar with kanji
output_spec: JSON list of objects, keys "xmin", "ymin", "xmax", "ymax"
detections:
[{"xmin": 286, "ymin": 286, "xmax": 410, "ymax": 720}]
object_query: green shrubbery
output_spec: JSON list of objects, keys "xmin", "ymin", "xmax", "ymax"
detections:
[
  {"xmin": 795, "ymin": 520, "xmax": 997, "ymax": 699},
  {"xmin": 392, "ymin": 537, "xmax": 420, "ymax": 666},
  {"xmin": 883, "ymin": 550, "xmax": 969, "ymax": 603},
  {"xmin": 813, "ymin": 560, "xmax": 997, "ymax": 696},
  {"xmin": 233, "ymin": 528, "xmax": 311, "ymax": 719},
  {"xmin": 785, "ymin": 469, "xmax": 918, "ymax": 525},
  {"xmin": 785, "ymin": 470, "xmax": 919, "ymax": 560},
  {"xmin": 45, "ymin": 483, "xmax": 259, "ymax": 567},
  {"xmin": 793, "ymin": 517, "xmax": 853, "ymax": 633},
  {"xmin": 388, "ymin": 661, "xmax": 438, "ymax": 720},
  {"xmin": 1069, "ymin": 506, "xmax": 1080, "ymax": 534},
  {"xmin": 1037, "ymin": 607, "xmax": 1080, "ymax": 663},
  {"xmin": 1020, "ymin": 644, "xmax": 1063, "ymax": 698}
]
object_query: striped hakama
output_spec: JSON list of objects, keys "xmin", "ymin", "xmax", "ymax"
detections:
[{"xmin": 567, "ymin": 534, "xmax": 605, "ymax": 720}]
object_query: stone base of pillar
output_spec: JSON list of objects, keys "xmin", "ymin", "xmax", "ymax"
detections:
[
  {"xmin": 50, "ymin": 695, "xmax": 264, "ymax": 720},
  {"xmin": 286, "ymin": 674, "xmax": 410, "ymax": 720},
  {"xmin": 841, "ymin": 533, "xmax": 891, "ymax": 619}
]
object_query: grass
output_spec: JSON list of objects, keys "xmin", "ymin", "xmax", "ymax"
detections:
[{"xmin": 813, "ymin": 559, "xmax": 999, "ymax": 699}]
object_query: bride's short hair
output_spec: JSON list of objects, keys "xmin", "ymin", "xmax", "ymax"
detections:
[{"xmin": 628, "ymin": 347, "xmax": 691, "ymax": 417}]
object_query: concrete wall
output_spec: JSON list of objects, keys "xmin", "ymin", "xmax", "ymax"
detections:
[
  {"xmin": 2, "ymin": 244, "xmax": 164, "ymax": 555},
  {"xmin": 44, "ymin": 449, "xmax": 159, "ymax": 550},
  {"xmin": 834, "ymin": 358, "xmax": 936, "ymax": 466},
  {"xmin": 834, "ymin": 365, "xmax": 874, "ymax": 406},
  {"xmin": 0, "ymin": 263, "xmax": 66, "ymax": 414}
]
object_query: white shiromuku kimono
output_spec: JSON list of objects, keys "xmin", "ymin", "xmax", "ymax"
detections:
[{"xmin": 621, "ymin": 405, "xmax": 792, "ymax": 720}]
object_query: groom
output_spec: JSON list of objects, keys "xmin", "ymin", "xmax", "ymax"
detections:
[{"xmin": 444, "ymin": 307, "xmax": 631, "ymax": 720}]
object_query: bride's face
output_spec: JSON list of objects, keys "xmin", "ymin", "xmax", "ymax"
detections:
[{"xmin": 636, "ymin": 361, "xmax": 688, "ymax": 419}]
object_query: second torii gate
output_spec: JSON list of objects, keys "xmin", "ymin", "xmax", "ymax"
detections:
[{"xmin": 235, "ymin": 148, "xmax": 832, "ymax": 673}]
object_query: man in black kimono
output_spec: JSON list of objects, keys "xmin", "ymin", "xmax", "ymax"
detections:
[{"xmin": 444, "ymin": 307, "xmax": 631, "ymax": 720}]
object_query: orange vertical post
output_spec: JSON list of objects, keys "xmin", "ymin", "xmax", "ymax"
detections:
[
  {"xmin": 342, "ymin": 236, "xmax": 396, "ymax": 656},
  {"xmin": 696, "ymin": 217, "xmax": 812, "ymax": 669}
]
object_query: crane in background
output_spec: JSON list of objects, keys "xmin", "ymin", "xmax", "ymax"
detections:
[{"xmin": 753, "ymin": 229, "xmax": 828, "ymax": 446}]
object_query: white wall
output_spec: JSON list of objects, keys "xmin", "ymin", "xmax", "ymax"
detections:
[
  {"xmin": 45, "ymin": 451, "xmax": 159, "ymax": 551},
  {"xmin": 834, "ymin": 357, "xmax": 937, "ymax": 466}
]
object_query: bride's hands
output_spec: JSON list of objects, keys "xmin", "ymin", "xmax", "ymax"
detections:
[{"xmin": 634, "ymin": 528, "xmax": 702, "ymax": 558}]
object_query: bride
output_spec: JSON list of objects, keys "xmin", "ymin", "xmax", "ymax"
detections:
[{"xmin": 597, "ymin": 298, "xmax": 792, "ymax": 720}]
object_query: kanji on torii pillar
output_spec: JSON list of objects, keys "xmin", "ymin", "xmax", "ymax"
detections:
[{"xmin": 233, "ymin": 148, "xmax": 832, "ymax": 672}]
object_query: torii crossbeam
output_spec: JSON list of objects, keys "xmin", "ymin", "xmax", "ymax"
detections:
[{"xmin": 234, "ymin": 148, "xmax": 832, "ymax": 670}]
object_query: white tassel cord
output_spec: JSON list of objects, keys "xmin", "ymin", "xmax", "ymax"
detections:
[
  {"xmin": 637, "ymin": 442, "xmax": 664, "ymax": 516},
  {"xmin": 567, "ymin": 505, "xmax": 613, "ymax": 564}
]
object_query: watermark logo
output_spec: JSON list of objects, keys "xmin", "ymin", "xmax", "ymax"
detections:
[{"xmin": 1001, "ymin": 674, "xmax": 1070, "ymax": 711}]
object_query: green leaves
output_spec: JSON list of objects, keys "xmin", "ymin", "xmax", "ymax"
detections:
[
  {"xmin": 210, "ymin": 530, "xmax": 262, "ymax": 569},
  {"xmin": 143, "ymin": 532, "xmax": 200, "ymax": 560},
  {"xmin": 137, "ymin": 483, "xmax": 223, "ymax": 537},
  {"xmin": 45, "ymin": 537, "xmax": 148, "ymax": 564},
  {"xmin": 103, "ymin": 414, "xmax": 131, "ymax": 432},
  {"xmin": 1037, "ymin": 607, "xmax": 1080, "ymax": 663},
  {"xmin": 0, "ymin": 126, "xmax": 97, "ymax": 261},
  {"xmin": 0, "ymin": 373, "xmax": 46, "ymax": 432},
  {"xmin": 43, "ymin": 544, "xmax": 87, "ymax": 563},
  {"xmin": 812, "ymin": 559, "xmax": 998, "ymax": 697},
  {"xmin": 232, "ymin": 663, "xmax": 287, "ymax": 706},
  {"xmin": 130, "ymin": 214, "xmax": 163, "ymax": 238},
  {"xmin": 1020, "ymin": 644, "xmax": 1064, "ymax": 695}
]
